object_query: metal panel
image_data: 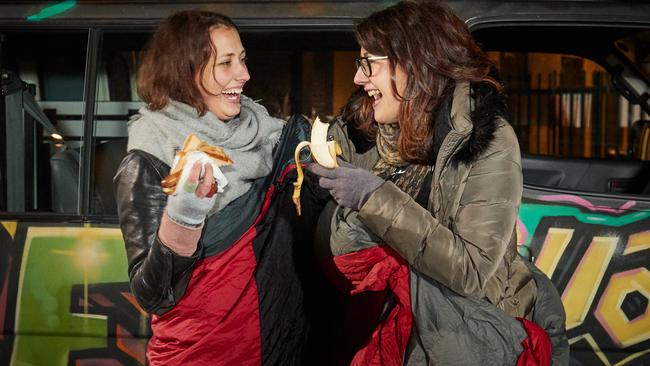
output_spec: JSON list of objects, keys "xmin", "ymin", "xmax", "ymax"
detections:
[{"xmin": 4, "ymin": 88, "xmax": 25, "ymax": 211}]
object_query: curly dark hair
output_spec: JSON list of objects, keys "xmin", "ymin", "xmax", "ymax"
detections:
[{"xmin": 355, "ymin": 0, "xmax": 501, "ymax": 164}]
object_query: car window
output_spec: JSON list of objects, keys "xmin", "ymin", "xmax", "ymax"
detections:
[
  {"xmin": 474, "ymin": 26, "xmax": 650, "ymax": 195},
  {"xmin": 0, "ymin": 30, "xmax": 88, "ymax": 213},
  {"xmin": 90, "ymin": 32, "xmax": 144, "ymax": 215},
  {"xmin": 241, "ymin": 30, "xmax": 358, "ymax": 120},
  {"xmin": 90, "ymin": 29, "xmax": 358, "ymax": 215},
  {"xmin": 485, "ymin": 51, "xmax": 643, "ymax": 158},
  {"xmin": 484, "ymin": 48, "xmax": 650, "ymax": 160}
]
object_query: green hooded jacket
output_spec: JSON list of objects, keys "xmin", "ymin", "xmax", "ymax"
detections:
[{"xmin": 332, "ymin": 81, "xmax": 537, "ymax": 319}]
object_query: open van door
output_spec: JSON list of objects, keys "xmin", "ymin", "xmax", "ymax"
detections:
[{"xmin": 474, "ymin": 21, "xmax": 650, "ymax": 365}]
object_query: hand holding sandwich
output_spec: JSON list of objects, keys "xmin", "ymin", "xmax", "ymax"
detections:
[
  {"xmin": 157, "ymin": 135, "xmax": 233, "ymax": 256},
  {"xmin": 166, "ymin": 151, "xmax": 219, "ymax": 226},
  {"xmin": 159, "ymin": 151, "xmax": 220, "ymax": 256},
  {"xmin": 163, "ymin": 135, "xmax": 232, "ymax": 227}
]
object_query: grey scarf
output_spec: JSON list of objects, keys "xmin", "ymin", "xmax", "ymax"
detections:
[{"xmin": 127, "ymin": 95, "xmax": 284, "ymax": 213}]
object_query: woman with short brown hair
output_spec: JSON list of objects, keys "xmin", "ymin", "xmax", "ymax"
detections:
[
  {"xmin": 137, "ymin": 11, "xmax": 238, "ymax": 115},
  {"xmin": 115, "ymin": 10, "xmax": 324, "ymax": 365}
]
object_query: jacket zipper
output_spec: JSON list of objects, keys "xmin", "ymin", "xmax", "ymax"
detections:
[{"xmin": 167, "ymin": 287, "xmax": 175, "ymax": 305}]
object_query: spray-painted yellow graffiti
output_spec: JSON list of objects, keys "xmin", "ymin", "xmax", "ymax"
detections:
[
  {"xmin": 560, "ymin": 236, "xmax": 617, "ymax": 330},
  {"xmin": 595, "ymin": 268, "xmax": 650, "ymax": 348},
  {"xmin": 519, "ymin": 202, "xmax": 650, "ymax": 365}
]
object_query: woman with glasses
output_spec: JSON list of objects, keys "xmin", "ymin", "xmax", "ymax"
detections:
[{"xmin": 309, "ymin": 1, "xmax": 568, "ymax": 364}]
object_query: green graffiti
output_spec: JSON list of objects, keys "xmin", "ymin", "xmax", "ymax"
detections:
[
  {"xmin": 519, "ymin": 203, "xmax": 650, "ymax": 250},
  {"xmin": 27, "ymin": 1, "xmax": 77, "ymax": 21},
  {"xmin": 11, "ymin": 228, "xmax": 128, "ymax": 365}
]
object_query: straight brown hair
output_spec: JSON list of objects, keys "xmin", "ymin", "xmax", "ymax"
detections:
[
  {"xmin": 137, "ymin": 10, "xmax": 237, "ymax": 115},
  {"xmin": 355, "ymin": 0, "xmax": 501, "ymax": 164}
]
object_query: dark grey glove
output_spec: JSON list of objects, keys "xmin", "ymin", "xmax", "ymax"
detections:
[{"xmin": 308, "ymin": 158, "xmax": 384, "ymax": 210}]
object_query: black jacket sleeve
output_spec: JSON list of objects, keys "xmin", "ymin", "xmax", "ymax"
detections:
[{"xmin": 114, "ymin": 150, "xmax": 199, "ymax": 315}]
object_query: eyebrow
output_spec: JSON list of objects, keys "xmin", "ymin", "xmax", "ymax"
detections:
[{"xmin": 218, "ymin": 50, "xmax": 247, "ymax": 59}]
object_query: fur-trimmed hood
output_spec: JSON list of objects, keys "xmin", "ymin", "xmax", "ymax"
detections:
[{"xmin": 433, "ymin": 81, "xmax": 508, "ymax": 166}]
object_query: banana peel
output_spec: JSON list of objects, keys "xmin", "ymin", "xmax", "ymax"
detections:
[{"xmin": 292, "ymin": 117, "xmax": 341, "ymax": 215}]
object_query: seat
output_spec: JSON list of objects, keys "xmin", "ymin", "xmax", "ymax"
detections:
[
  {"xmin": 50, "ymin": 148, "xmax": 80, "ymax": 213},
  {"xmin": 628, "ymin": 119, "xmax": 650, "ymax": 194},
  {"xmin": 50, "ymin": 138, "xmax": 127, "ymax": 214},
  {"xmin": 630, "ymin": 119, "xmax": 650, "ymax": 160},
  {"xmin": 92, "ymin": 138, "xmax": 128, "ymax": 214}
]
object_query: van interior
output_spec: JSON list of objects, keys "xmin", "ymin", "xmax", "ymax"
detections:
[
  {"xmin": 1, "ymin": 25, "xmax": 650, "ymax": 216},
  {"xmin": 474, "ymin": 25, "xmax": 650, "ymax": 195}
]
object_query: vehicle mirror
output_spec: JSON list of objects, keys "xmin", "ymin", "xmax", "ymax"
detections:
[{"xmin": 607, "ymin": 54, "xmax": 650, "ymax": 115}]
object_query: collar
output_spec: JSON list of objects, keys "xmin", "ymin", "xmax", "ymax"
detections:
[{"xmin": 435, "ymin": 80, "xmax": 505, "ymax": 167}]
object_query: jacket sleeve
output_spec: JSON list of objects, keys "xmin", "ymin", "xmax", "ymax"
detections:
[
  {"xmin": 114, "ymin": 151, "xmax": 200, "ymax": 315},
  {"xmin": 524, "ymin": 260, "xmax": 570, "ymax": 365},
  {"xmin": 358, "ymin": 127, "xmax": 522, "ymax": 298}
]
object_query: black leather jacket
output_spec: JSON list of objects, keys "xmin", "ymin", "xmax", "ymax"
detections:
[
  {"xmin": 113, "ymin": 116, "xmax": 329, "ymax": 317},
  {"xmin": 114, "ymin": 150, "xmax": 198, "ymax": 315},
  {"xmin": 114, "ymin": 116, "xmax": 346, "ymax": 365}
]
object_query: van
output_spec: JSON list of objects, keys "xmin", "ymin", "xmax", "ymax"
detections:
[{"xmin": 1, "ymin": 1, "xmax": 649, "ymax": 364}]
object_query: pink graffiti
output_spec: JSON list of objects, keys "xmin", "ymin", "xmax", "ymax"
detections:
[
  {"xmin": 538, "ymin": 195, "xmax": 636, "ymax": 214},
  {"xmin": 516, "ymin": 218, "xmax": 528, "ymax": 247}
]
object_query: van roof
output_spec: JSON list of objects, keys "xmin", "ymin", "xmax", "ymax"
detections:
[{"xmin": 0, "ymin": 1, "xmax": 648, "ymax": 29}]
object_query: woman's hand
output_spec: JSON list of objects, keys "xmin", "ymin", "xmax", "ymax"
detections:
[
  {"xmin": 158, "ymin": 153, "xmax": 218, "ymax": 256},
  {"xmin": 308, "ymin": 158, "xmax": 384, "ymax": 210},
  {"xmin": 166, "ymin": 157, "xmax": 218, "ymax": 226}
]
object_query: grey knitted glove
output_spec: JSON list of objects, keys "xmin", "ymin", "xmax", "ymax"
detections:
[
  {"xmin": 308, "ymin": 158, "xmax": 384, "ymax": 211},
  {"xmin": 166, "ymin": 152, "xmax": 219, "ymax": 226}
]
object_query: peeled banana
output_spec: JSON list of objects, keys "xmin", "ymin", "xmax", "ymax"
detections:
[{"xmin": 292, "ymin": 116, "xmax": 341, "ymax": 215}]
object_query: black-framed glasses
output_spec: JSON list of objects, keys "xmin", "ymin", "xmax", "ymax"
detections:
[{"xmin": 354, "ymin": 56, "xmax": 388, "ymax": 77}]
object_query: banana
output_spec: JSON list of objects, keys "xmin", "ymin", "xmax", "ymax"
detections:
[
  {"xmin": 292, "ymin": 117, "xmax": 341, "ymax": 215},
  {"xmin": 308, "ymin": 116, "xmax": 338, "ymax": 168}
]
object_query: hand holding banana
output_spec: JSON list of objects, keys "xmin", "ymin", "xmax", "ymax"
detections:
[
  {"xmin": 308, "ymin": 158, "xmax": 384, "ymax": 211},
  {"xmin": 292, "ymin": 117, "xmax": 341, "ymax": 215}
]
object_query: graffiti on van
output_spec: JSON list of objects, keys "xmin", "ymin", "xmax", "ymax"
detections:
[
  {"xmin": 0, "ymin": 193, "xmax": 649, "ymax": 365},
  {"xmin": 519, "ymin": 194, "xmax": 650, "ymax": 365},
  {"xmin": 0, "ymin": 223, "xmax": 150, "ymax": 366}
]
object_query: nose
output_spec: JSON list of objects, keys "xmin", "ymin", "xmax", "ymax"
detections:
[
  {"xmin": 353, "ymin": 67, "xmax": 368, "ymax": 86},
  {"xmin": 237, "ymin": 62, "xmax": 250, "ymax": 83}
]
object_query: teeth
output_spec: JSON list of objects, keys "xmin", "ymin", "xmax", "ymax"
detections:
[
  {"xmin": 367, "ymin": 89, "xmax": 382, "ymax": 99},
  {"xmin": 222, "ymin": 88, "xmax": 242, "ymax": 95}
]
